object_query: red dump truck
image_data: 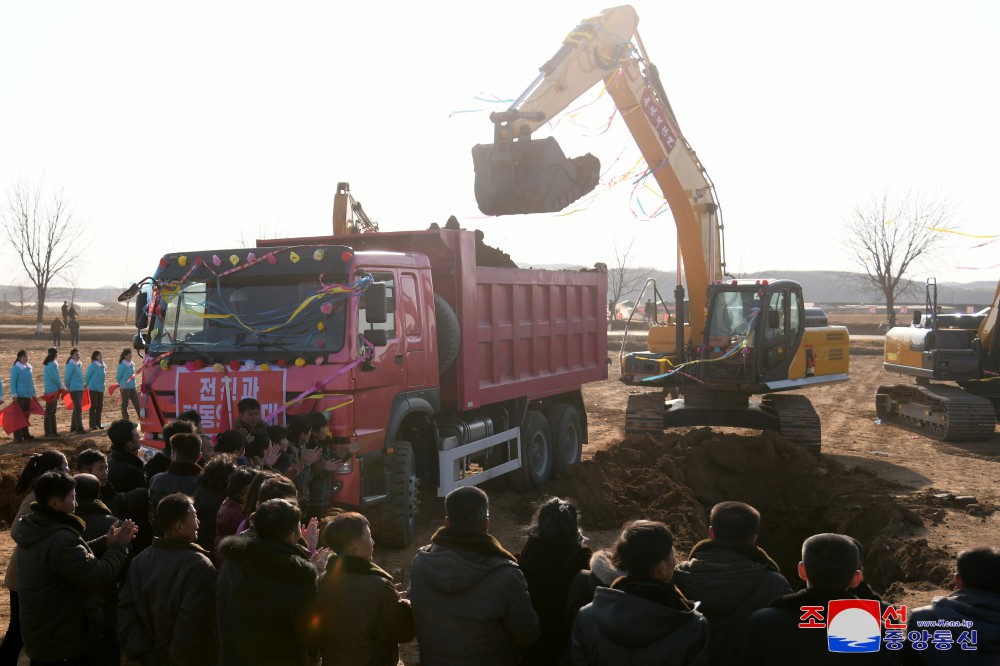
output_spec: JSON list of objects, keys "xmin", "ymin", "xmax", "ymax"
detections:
[{"xmin": 124, "ymin": 227, "xmax": 608, "ymax": 546}]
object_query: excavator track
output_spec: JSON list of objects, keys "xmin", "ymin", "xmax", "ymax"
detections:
[
  {"xmin": 875, "ymin": 383, "xmax": 997, "ymax": 441},
  {"xmin": 761, "ymin": 394, "xmax": 822, "ymax": 456}
]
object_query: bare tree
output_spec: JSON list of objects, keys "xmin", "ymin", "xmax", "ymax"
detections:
[
  {"xmin": 843, "ymin": 190, "xmax": 954, "ymax": 328},
  {"xmin": 1, "ymin": 179, "xmax": 88, "ymax": 334},
  {"xmin": 607, "ymin": 239, "xmax": 648, "ymax": 318},
  {"xmin": 15, "ymin": 283, "xmax": 28, "ymax": 316}
]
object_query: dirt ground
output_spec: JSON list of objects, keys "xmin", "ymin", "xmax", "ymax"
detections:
[{"xmin": 0, "ymin": 328, "xmax": 997, "ymax": 665}]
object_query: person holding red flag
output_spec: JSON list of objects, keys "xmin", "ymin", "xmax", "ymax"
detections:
[
  {"xmin": 42, "ymin": 347, "xmax": 67, "ymax": 437},
  {"xmin": 9, "ymin": 350, "xmax": 36, "ymax": 442},
  {"xmin": 64, "ymin": 348, "xmax": 86, "ymax": 435}
]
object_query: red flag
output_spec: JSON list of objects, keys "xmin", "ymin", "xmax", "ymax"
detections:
[
  {"xmin": 63, "ymin": 390, "xmax": 92, "ymax": 411},
  {"xmin": 0, "ymin": 402, "xmax": 28, "ymax": 434},
  {"xmin": 108, "ymin": 383, "xmax": 120, "ymax": 397},
  {"xmin": 28, "ymin": 398, "xmax": 45, "ymax": 416}
]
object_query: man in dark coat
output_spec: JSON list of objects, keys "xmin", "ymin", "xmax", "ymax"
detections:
[
  {"xmin": 409, "ymin": 486, "xmax": 539, "ymax": 666},
  {"xmin": 741, "ymin": 533, "xmax": 899, "ymax": 665},
  {"xmin": 148, "ymin": 433, "xmax": 203, "ymax": 533},
  {"xmin": 11, "ymin": 471, "xmax": 136, "ymax": 664},
  {"xmin": 107, "ymin": 419, "xmax": 147, "ymax": 493},
  {"xmin": 145, "ymin": 420, "xmax": 196, "ymax": 485},
  {"xmin": 317, "ymin": 512, "xmax": 413, "ymax": 666},
  {"xmin": 217, "ymin": 498, "xmax": 319, "ymax": 666},
  {"xmin": 673, "ymin": 501, "xmax": 791, "ymax": 666},
  {"xmin": 119, "ymin": 493, "xmax": 217, "ymax": 666},
  {"xmin": 571, "ymin": 520, "xmax": 708, "ymax": 665},
  {"xmin": 904, "ymin": 546, "xmax": 1000, "ymax": 665}
]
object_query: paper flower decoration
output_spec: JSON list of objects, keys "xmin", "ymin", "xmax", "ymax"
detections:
[
  {"xmin": 340, "ymin": 251, "xmax": 353, "ymax": 262},
  {"xmin": 289, "ymin": 251, "xmax": 300, "ymax": 263},
  {"xmin": 313, "ymin": 249, "xmax": 325, "ymax": 261},
  {"xmin": 294, "ymin": 357, "xmax": 306, "ymax": 367},
  {"xmin": 243, "ymin": 360, "xmax": 256, "ymax": 370},
  {"xmin": 178, "ymin": 255, "xmax": 187, "ymax": 267},
  {"xmin": 193, "ymin": 359, "xmax": 206, "ymax": 370},
  {"xmin": 159, "ymin": 359, "xmax": 169, "ymax": 370},
  {"xmin": 247, "ymin": 252, "xmax": 256, "ymax": 263},
  {"xmin": 317, "ymin": 339, "xmax": 325, "ymax": 349},
  {"xmin": 314, "ymin": 356, "xmax": 324, "ymax": 365},
  {"xmin": 229, "ymin": 254, "xmax": 239, "ymax": 266},
  {"xmin": 320, "ymin": 302, "xmax": 333, "ymax": 315},
  {"xmin": 184, "ymin": 360, "xmax": 195, "ymax": 371},
  {"xmin": 228, "ymin": 360, "xmax": 241, "ymax": 371},
  {"xmin": 195, "ymin": 257, "xmax": 203, "ymax": 266},
  {"xmin": 159, "ymin": 258, "xmax": 168, "ymax": 269},
  {"xmin": 213, "ymin": 363, "xmax": 224, "ymax": 372},
  {"xmin": 317, "ymin": 322, "xmax": 325, "ymax": 332},
  {"xmin": 267, "ymin": 253, "xmax": 277, "ymax": 265},
  {"xmin": 277, "ymin": 359, "xmax": 288, "ymax": 368},
  {"xmin": 212, "ymin": 255, "xmax": 221, "ymax": 266},
  {"xmin": 260, "ymin": 363, "xmax": 270, "ymax": 372}
]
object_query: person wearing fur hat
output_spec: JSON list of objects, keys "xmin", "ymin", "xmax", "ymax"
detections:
[
  {"xmin": 672, "ymin": 501, "xmax": 791, "ymax": 666},
  {"xmin": 565, "ymin": 549, "xmax": 627, "ymax": 628}
]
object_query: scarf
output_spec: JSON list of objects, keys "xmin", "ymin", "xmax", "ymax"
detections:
[
  {"xmin": 14, "ymin": 360, "xmax": 31, "ymax": 371},
  {"xmin": 92, "ymin": 360, "xmax": 105, "ymax": 368},
  {"xmin": 68, "ymin": 358, "xmax": 82, "ymax": 367},
  {"xmin": 688, "ymin": 538, "xmax": 781, "ymax": 571},
  {"xmin": 430, "ymin": 527, "xmax": 516, "ymax": 561}
]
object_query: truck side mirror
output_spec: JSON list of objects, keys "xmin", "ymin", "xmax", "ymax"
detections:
[
  {"xmin": 135, "ymin": 292, "xmax": 149, "ymax": 329},
  {"xmin": 362, "ymin": 329, "xmax": 388, "ymax": 347},
  {"xmin": 767, "ymin": 310, "xmax": 780, "ymax": 329},
  {"xmin": 364, "ymin": 283, "xmax": 387, "ymax": 324},
  {"xmin": 132, "ymin": 333, "xmax": 146, "ymax": 352},
  {"xmin": 911, "ymin": 310, "xmax": 922, "ymax": 326}
]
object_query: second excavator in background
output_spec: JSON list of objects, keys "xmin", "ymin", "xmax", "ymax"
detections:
[{"xmin": 472, "ymin": 4, "xmax": 850, "ymax": 453}]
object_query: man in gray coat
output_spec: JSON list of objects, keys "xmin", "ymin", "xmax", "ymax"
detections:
[
  {"xmin": 673, "ymin": 501, "xmax": 791, "ymax": 666},
  {"xmin": 12, "ymin": 471, "xmax": 136, "ymax": 664},
  {"xmin": 409, "ymin": 486, "xmax": 540, "ymax": 666}
]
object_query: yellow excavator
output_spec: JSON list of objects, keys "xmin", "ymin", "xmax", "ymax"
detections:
[
  {"xmin": 877, "ymin": 278, "xmax": 1000, "ymax": 439},
  {"xmin": 472, "ymin": 5, "xmax": 849, "ymax": 453}
]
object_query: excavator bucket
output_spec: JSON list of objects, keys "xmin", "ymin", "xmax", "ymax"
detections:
[{"xmin": 472, "ymin": 137, "xmax": 600, "ymax": 216}]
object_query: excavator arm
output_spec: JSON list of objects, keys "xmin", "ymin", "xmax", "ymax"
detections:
[{"xmin": 472, "ymin": 4, "xmax": 723, "ymax": 341}]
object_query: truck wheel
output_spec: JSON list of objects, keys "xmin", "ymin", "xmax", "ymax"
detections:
[
  {"xmin": 376, "ymin": 442, "xmax": 418, "ymax": 548},
  {"xmin": 546, "ymin": 403, "xmax": 582, "ymax": 477},
  {"xmin": 510, "ymin": 411, "xmax": 553, "ymax": 491},
  {"xmin": 435, "ymin": 294, "xmax": 461, "ymax": 374}
]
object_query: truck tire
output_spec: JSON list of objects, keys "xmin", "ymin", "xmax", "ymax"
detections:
[
  {"xmin": 435, "ymin": 294, "xmax": 461, "ymax": 374},
  {"xmin": 546, "ymin": 403, "xmax": 582, "ymax": 477},
  {"xmin": 375, "ymin": 442, "xmax": 418, "ymax": 548},
  {"xmin": 510, "ymin": 411, "xmax": 553, "ymax": 491}
]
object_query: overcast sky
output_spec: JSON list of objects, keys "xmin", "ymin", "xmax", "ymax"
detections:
[{"xmin": 1, "ymin": 0, "xmax": 997, "ymax": 291}]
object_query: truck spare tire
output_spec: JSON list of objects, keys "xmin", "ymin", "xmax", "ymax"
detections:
[{"xmin": 435, "ymin": 294, "xmax": 460, "ymax": 374}]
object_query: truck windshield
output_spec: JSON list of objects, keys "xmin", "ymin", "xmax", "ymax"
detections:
[{"xmin": 148, "ymin": 276, "xmax": 349, "ymax": 356}]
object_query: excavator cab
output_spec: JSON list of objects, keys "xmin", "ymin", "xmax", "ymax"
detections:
[{"xmin": 472, "ymin": 111, "xmax": 600, "ymax": 216}]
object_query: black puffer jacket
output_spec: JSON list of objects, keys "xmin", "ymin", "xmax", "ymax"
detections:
[
  {"xmin": 409, "ymin": 527, "xmax": 540, "ymax": 666},
  {"xmin": 672, "ymin": 539, "xmax": 791, "ymax": 666},
  {"xmin": 12, "ymin": 504, "xmax": 128, "ymax": 662},
  {"xmin": 904, "ymin": 589, "xmax": 1000, "ymax": 665},
  {"xmin": 516, "ymin": 536, "xmax": 592, "ymax": 665},
  {"xmin": 108, "ymin": 448, "xmax": 147, "ymax": 493},
  {"xmin": 570, "ymin": 577, "xmax": 708, "ymax": 666},
  {"xmin": 216, "ymin": 535, "xmax": 318, "ymax": 666}
]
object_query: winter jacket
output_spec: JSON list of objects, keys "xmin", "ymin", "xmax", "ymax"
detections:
[
  {"xmin": 216, "ymin": 535, "xmax": 319, "ymax": 666},
  {"xmin": 11, "ymin": 504, "xmax": 128, "ymax": 662},
  {"xmin": 903, "ymin": 588, "xmax": 1000, "ymax": 665},
  {"xmin": 409, "ymin": 527, "xmax": 540, "ymax": 666},
  {"xmin": 65, "ymin": 358, "xmax": 85, "ymax": 391},
  {"xmin": 117, "ymin": 360, "xmax": 137, "ymax": 389},
  {"xmin": 317, "ymin": 554, "xmax": 414, "ymax": 666},
  {"xmin": 566, "ymin": 550, "xmax": 625, "ymax": 628},
  {"xmin": 193, "ymin": 486, "xmax": 226, "ymax": 555},
  {"xmin": 741, "ymin": 587, "xmax": 900, "ymax": 665},
  {"xmin": 672, "ymin": 539, "xmax": 792, "ymax": 666},
  {"xmin": 10, "ymin": 361, "xmax": 35, "ymax": 398},
  {"xmin": 76, "ymin": 499, "xmax": 120, "ymax": 541},
  {"xmin": 570, "ymin": 576, "xmax": 709, "ymax": 666},
  {"xmin": 148, "ymin": 461, "xmax": 203, "ymax": 528},
  {"xmin": 109, "ymin": 448, "xmax": 147, "ymax": 493},
  {"xmin": 516, "ymin": 536, "xmax": 593, "ymax": 665},
  {"xmin": 119, "ymin": 537, "xmax": 217, "ymax": 666},
  {"xmin": 145, "ymin": 451, "xmax": 172, "ymax": 486},
  {"xmin": 85, "ymin": 361, "xmax": 106, "ymax": 392},
  {"xmin": 3, "ymin": 491, "xmax": 36, "ymax": 592},
  {"xmin": 214, "ymin": 498, "xmax": 244, "ymax": 553},
  {"xmin": 306, "ymin": 440, "xmax": 333, "ymax": 509},
  {"xmin": 43, "ymin": 360, "xmax": 63, "ymax": 394}
]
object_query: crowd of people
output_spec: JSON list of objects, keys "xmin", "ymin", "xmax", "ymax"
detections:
[
  {"xmin": 0, "ymin": 402, "xmax": 995, "ymax": 666},
  {"xmin": 1, "ymin": 347, "xmax": 142, "ymax": 442}
]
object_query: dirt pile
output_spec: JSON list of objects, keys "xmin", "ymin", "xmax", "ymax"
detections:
[{"xmin": 545, "ymin": 428, "xmax": 948, "ymax": 593}]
